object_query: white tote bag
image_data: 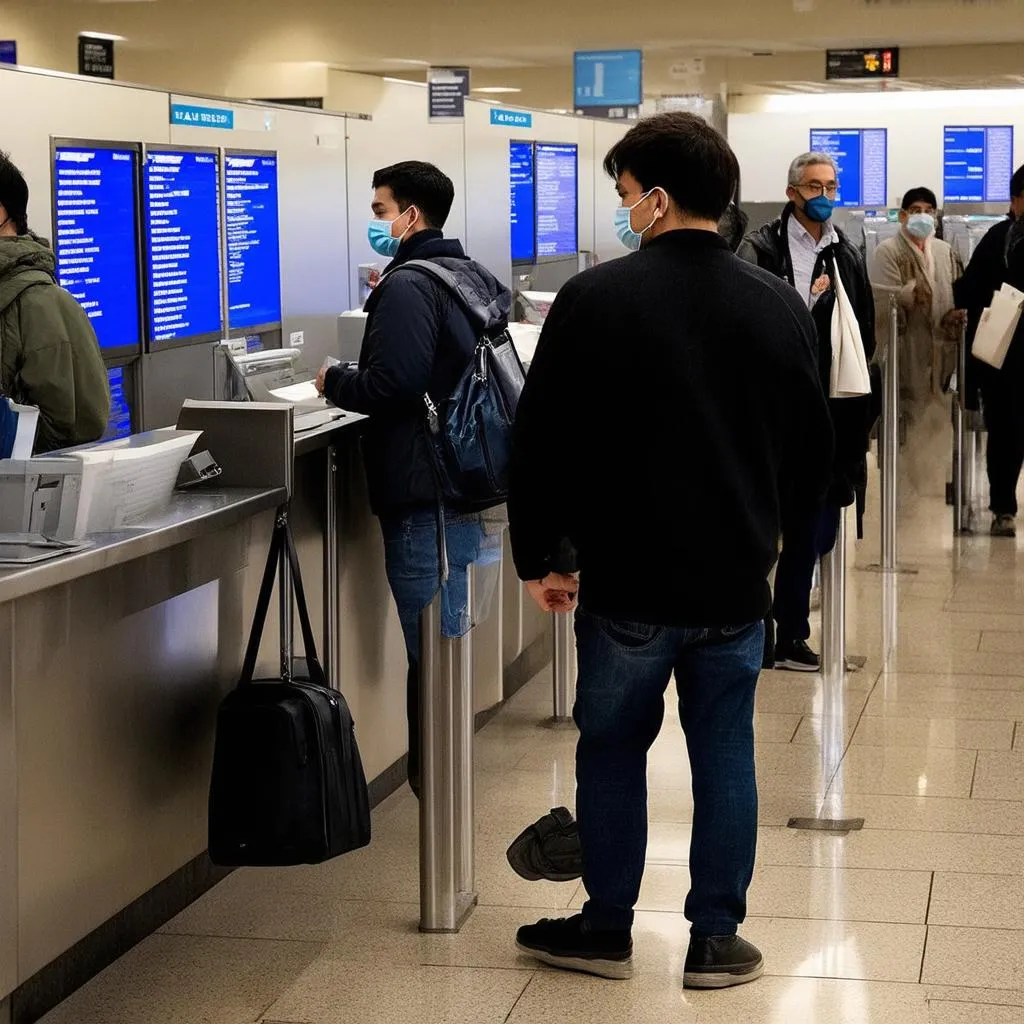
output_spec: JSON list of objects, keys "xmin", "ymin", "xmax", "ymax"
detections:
[
  {"xmin": 830, "ymin": 264, "xmax": 873, "ymax": 398},
  {"xmin": 972, "ymin": 283, "xmax": 1024, "ymax": 370}
]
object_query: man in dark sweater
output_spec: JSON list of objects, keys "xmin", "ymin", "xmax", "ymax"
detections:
[
  {"xmin": 737, "ymin": 153, "xmax": 876, "ymax": 671},
  {"xmin": 317, "ymin": 161, "xmax": 509, "ymax": 796},
  {"xmin": 953, "ymin": 163, "xmax": 1024, "ymax": 537},
  {"xmin": 509, "ymin": 113, "xmax": 833, "ymax": 988}
]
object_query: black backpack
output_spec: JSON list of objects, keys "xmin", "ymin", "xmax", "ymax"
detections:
[
  {"xmin": 392, "ymin": 258, "xmax": 524, "ymax": 510},
  {"xmin": 208, "ymin": 512, "xmax": 371, "ymax": 866}
]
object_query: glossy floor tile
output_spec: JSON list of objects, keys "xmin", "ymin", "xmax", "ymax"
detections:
[{"xmin": 39, "ymin": 469, "xmax": 1024, "ymax": 1023}]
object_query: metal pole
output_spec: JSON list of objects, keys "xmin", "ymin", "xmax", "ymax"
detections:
[
  {"xmin": 419, "ymin": 583, "xmax": 477, "ymax": 933},
  {"xmin": 419, "ymin": 592, "xmax": 455, "ymax": 932},
  {"xmin": 323, "ymin": 445, "xmax": 340, "ymax": 690},
  {"xmin": 453, "ymin": 567, "xmax": 476, "ymax": 900},
  {"xmin": 881, "ymin": 294, "xmax": 900, "ymax": 571},
  {"xmin": 820, "ymin": 508, "xmax": 847, "ymax": 687},
  {"xmin": 552, "ymin": 611, "xmax": 576, "ymax": 722},
  {"xmin": 954, "ymin": 323, "xmax": 970, "ymax": 534}
]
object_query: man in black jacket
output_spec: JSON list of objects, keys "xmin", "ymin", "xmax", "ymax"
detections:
[
  {"xmin": 737, "ymin": 153, "xmax": 876, "ymax": 671},
  {"xmin": 317, "ymin": 161, "xmax": 509, "ymax": 796},
  {"xmin": 509, "ymin": 113, "xmax": 833, "ymax": 989},
  {"xmin": 953, "ymin": 164, "xmax": 1024, "ymax": 537}
]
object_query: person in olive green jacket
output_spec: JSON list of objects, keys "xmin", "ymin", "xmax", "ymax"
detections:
[{"xmin": 0, "ymin": 152, "xmax": 109, "ymax": 453}]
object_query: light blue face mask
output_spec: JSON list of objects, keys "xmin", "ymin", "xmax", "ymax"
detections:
[
  {"xmin": 613, "ymin": 188, "xmax": 663, "ymax": 251},
  {"xmin": 905, "ymin": 212, "xmax": 935, "ymax": 240},
  {"xmin": 367, "ymin": 207, "xmax": 415, "ymax": 258}
]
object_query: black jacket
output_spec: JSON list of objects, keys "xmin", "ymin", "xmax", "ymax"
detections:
[
  {"xmin": 953, "ymin": 216, "xmax": 1024, "ymax": 405},
  {"xmin": 508, "ymin": 229, "xmax": 834, "ymax": 628},
  {"xmin": 738, "ymin": 204, "xmax": 878, "ymax": 507},
  {"xmin": 323, "ymin": 230, "xmax": 509, "ymax": 515}
]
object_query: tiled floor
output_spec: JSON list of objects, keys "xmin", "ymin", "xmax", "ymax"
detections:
[{"xmin": 39, "ymin": 463, "xmax": 1024, "ymax": 1023}]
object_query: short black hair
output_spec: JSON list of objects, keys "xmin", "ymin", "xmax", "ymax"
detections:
[
  {"xmin": 901, "ymin": 186, "xmax": 938, "ymax": 211},
  {"xmin": 603, "ymin": 112, "xmax": 739, "ymax": 222},
  {"xmin": 371, "ymin": 161, "xmax": 455, "ymax": 229},
  {"xmin": 1012, "ymin": 164, "xmax": 1024, "ymax": 199},
  {"xmin": 0, "ymin": 151, "xmax": 29, "ymax": 234}
]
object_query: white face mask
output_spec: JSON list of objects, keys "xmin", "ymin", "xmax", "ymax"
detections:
[{"xmin": 905, "ymin": 212, "xmax": 936, "ymax": 240}]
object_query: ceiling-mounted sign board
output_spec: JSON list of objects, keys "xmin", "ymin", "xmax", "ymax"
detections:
[
  {"xmin": 0, "ymin": 41, "xmax": 17, "ymax": 65},
  {"xmin": 78, "ymin": 35, "xmax": 115, "ymax": 79},
  {"xmin": 428, "ymin": 67, "xmax": 470, "ymax": 122},
  {"xmin": 825, "ymin": 47, "xmax": 899, "ymax": 81},
  {"xmin": 669, "ymin": 58, "xmax": 705, "ymax": 80},
  {"xmin": 574, "ymin": 49, "xmax": 643, "ymax": 119}
]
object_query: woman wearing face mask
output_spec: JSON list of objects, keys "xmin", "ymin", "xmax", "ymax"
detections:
[{"xmin": 869, "ymin": 187, "xmax": 965, "ymax": 495}]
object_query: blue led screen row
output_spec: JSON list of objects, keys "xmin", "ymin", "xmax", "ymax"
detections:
[{"xmin": 53, "ymin": 142, "xmax": 282, "ymax": 355}]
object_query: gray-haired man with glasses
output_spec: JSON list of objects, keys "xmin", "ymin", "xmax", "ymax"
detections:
[{"xmin": 738, "ymin": 152, "xmax": 876, "ymax": 672}]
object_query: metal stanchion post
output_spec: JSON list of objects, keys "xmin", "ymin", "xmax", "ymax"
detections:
[
  {"xmin": 323, "ymin": 445, "xmax": 340, "ymax": 689},
  {"xmin": 551, "ymin": 610, "xmax": 576, "ymax": 723},
  {"xmin": 819, "ymin": 508, "xmax": 847, "ymax": 687},
  {"xmin": 881, "ymin": 294, "xmax": 900, "ymax": 571},
  {"xmin": 954, "ymin": 323, "xmax": 974, "ymax": 535},
  {"xmin": 419, "ymin": 579, "xmax": 477, "ymax": 934}
]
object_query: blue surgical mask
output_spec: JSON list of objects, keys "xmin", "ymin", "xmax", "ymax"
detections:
[
  {"xmin": 614, "ymin": 188, "xmax": 663, "ymax": 251},
  {"xmin": 803, "ymin": 195, "xmax": 835, "ymax": 223},
  {"xmin": 367, "ymin": 207, "xmax": 415, "ymax": 258},
  {"xmin": 906, "ymin": 213, "xmax": 935, "ymax": 240}
]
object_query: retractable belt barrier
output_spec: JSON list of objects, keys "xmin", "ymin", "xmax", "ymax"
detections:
[
  {"xmin": 419, "ymin": 567, "xmax": 477, "ymax": 933},
  {"xmin": 953, "ymin": 324, "xmax": 976, "ymax": 536},
  {"xmin": 552, "ymin": 611, "xmax": 577, "ymax": 723},
  {"xmin": 880, "ymin": 294, "xmax": 900, "ymax": 571},
  {"xmin": 820, "ymin": 510, "xmax": 848, "ymax": 688}
]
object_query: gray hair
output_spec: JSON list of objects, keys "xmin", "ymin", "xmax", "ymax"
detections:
[{"xmin": 788, "ymin": 151, "xmax": 839, "ymax": 187}]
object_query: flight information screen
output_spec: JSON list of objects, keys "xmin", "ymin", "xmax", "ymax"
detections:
[
  {"xmin": 943, "ymin": 126, "xmax": 1014, "ymax": 204},
  {"xmin": 510, "ymin": 141, "xmax": 536, "ymax": 263},
  {"xmin": 102, "ymin": 365, "xmax": 133, "ymax": 441},
  {"xmin": 808, "ymin": 128, "xmax": 888, "ymax": 207},
  {"xmin": 224, "ymin": 152, "xmax": 282, "ymax": 330},
  {"xmin": 535, "ymin": 143, "xmax": 578, "ymax": 258},
  {"xmin": 144, "ymin": 149, "xmax": 222, "ymax": 345},
  {"xmin": 53, "ymin": 143, "xmax": 142, "ymax": 354}
]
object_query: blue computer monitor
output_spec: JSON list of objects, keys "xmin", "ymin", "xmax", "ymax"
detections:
[
  {"xmin": 224, "ymin": 150, "xmax": 282, "ymax": 334},
  {"xmin": 808, "ymin": 128, "xmax": 888, "ymax": 208},
  {"xmin": 52, "ymin": 140, "xmax": 143, "ymax": 360},
  {"xmin": 510, "ymin": 141, "xmax": 536, "ymax": 264},
  {"xmin": 535, "ymin": 142, "xmax": 578, "ymax": 259},
  {"xmin": 143, "ymin": 146, "xmax": 223, "ymax": 349},
  {"xmin": 943, "ymin": 126, "xmax": 1014, "ymax": 204},
  {"xmin": 102, "ymin": 363, "xmax": 137, "ymax": 441}
]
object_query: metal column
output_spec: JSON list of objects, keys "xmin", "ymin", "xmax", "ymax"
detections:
[
  {"xmin": 881, "ymin": 295, "xmax": 900, "ymax": 571},
  {"xmin": 819, "ymin": 509, "xmax": 847, "ymax": 688},
  {"xmin": 419, "ymin": 577, "xmax": 477, "ymax": 933},
  {"xmin": 551, "ymin": 611, "xmax": 576, "ymax": 723},
  {"xmin": 323, "ymin": 445, "xmax": 340, "ymax": 689},
  {"xmin": 953, "ymin": 324, "xmax": 973, "ymax": 535},
  {"xmin": 277, "ymin": 511, "xmax": 294, "ymax": 677}
]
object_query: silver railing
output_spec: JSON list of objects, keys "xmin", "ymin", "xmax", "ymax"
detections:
[
  {"xmin": 819, "ymin": 507, "xmax": 847, "ymax": 688},
  {"xmin": 551, "ymin": 611, "xmax": 577, "ymax": 722},
  {"xmin": 880, "ymin": 294, "xmax": 900, "ymax": 571},
  {"xmin": 952, "ymin": 323, "xmax": 977, "ymax": 535},
  {"xmin": 418, "ymin": 567, "xmax": 477, "ymax": 933}
]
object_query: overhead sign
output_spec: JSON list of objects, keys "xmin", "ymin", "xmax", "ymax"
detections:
[
  {"xmin": 943, "ymin": 125, "xmax": 1014, "ymax": 204},
  {"xmin": 574, "ymin": 50, "xmax": 643, "ymax": 109},
  {"xmin": 0, "ymin": 41, "xmax": 17, "ymax": 65},
  {"xmin": 490, "ymin": 108, "xmax": 532, "ymax": 129},
  {"xmin": 78, "ymin": 35, "xmax": 115, "ymax": 79},
  {"xmin": 428, "ymin": 67, "xmax": 470, "ymax": 122},
  {"xmin": 170, "ymin": 103, "xmax": 235, "ymax": 130},
  {"xmin": 809, "ymin": 128, "xmax": 888, "ymax": 208},
  {"xmin": 669, "ymin": 58, "xmax": 705, "ymax": 80},
  {"xmin": 825, "ymin": 47, "xmax": 899, "ymax": 81}
]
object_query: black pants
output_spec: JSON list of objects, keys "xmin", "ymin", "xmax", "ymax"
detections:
[
  {"xmin": 982, "ymin": 374, "xmax": 1024, "ymax": 517},
  {"xmin": 773, "ymin": 502, "xmax": 841, "ymax": 644}
]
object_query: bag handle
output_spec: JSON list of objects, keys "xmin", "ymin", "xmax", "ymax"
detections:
[{"xmin": 238, "ymin": 509, "xmax": 328, "ymax": 689}]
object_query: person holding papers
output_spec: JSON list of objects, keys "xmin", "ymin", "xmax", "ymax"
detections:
[
  {"xmin": 953, "ymin": 164, "xmax": 1024, "ymax": 537},
  {"xmin": 0, "ymin": 152, "xmax": 109, "ymax": 453}
]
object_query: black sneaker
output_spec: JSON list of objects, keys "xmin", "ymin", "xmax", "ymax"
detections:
[
  {"xmin": 683, "ymin": 934, "xmax": 764, "ymax": 989},
  {"xmin": 773, "ymin": 638, "xmax": 820, "ymax": 673},
  {"xmin": 516, "ymin": 914, "xmax": 633, "ymax": 980},
  {"xmin": 507, "ymin": 807, "xmax": 583, "ymax": 882},
  {"xmin": 991, "ymin": 515, "xmax": 1017, "ymax": 538}
]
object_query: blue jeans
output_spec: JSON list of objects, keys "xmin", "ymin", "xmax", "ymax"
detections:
[
  {"xmin": 379, "ymin": 507, "xmax": 500, "ymax": 793},
  {"xmin": 574, "ymin": 610, "xmax": 763, "ymax": 937}
]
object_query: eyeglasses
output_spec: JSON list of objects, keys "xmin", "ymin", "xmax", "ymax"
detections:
[{"xmin": 798, "ymin": 183, "xmax": 839, "ymax": 199}]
